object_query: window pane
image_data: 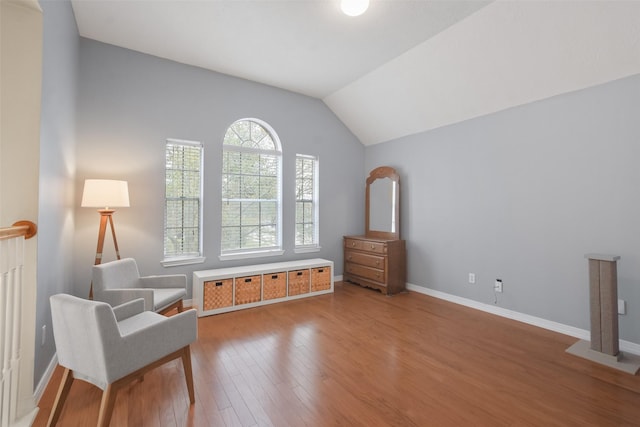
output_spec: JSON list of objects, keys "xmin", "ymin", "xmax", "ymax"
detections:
[
  {"xmin": 224, "ymin": 128, "xmax": 242, "ymax": 147},
  {"xmin": 222, "ymin": 119, "xmax": 282, "ymax": 254},
  {"xmin": 260, "ymin": 225, "xmax": 276, "ymax": 246},
  {"xmin": 260, "ymin": 154, "xmax": 278, "ymax": 175},
  {"xmin": 250, "ymin": 121, "xmax": 267, "ymax": 144},
  {"xmin": 241, "ymin": 152, "xmax": 260, "ymax": 175},
  {"xmin": 257, "ymin": 135, "xmax": 275, "ymax": 150},
  {"xmin": 303, "ymin": 158, "xmax": 314, "ymax": 176},
  {"xmin": 261, "ymin": 201, "xmax": 277, "ymax": 225},
  {"xmin": 164, "ymin": 140, "xmax": 202, "ymax": 259},
  {"xmin": 295, "ymin": 154, "xmax": 318, "ymax": 248},
  {"xmin": 241, "ymin": 226, "xmax": 260, "ymax": 248},
  {"xmin": 232, "ymin": 121, "xmax": 251, "ymax": 143},
  {"xmin": 302, "ymin": 178, "xmax": 313, "ymax": 200},
  {"xmin": 241, "ymin": 201, "xmax": 260, "ymax": 225},
  {"xmin": 303, "ymin": 201, "xmax": 313, "ymax": 222},
  {"xmin": 221, "ymin": 227, "xmax": 240, "ymax": 251},
  {"xmin": 260, "ymin": 176, "xmax": 277, "ymax": 200},
  {"xmin": 303, "ymin": 224, "xmax": 314, "ymax": 245},
  {"xmin": 241, "ymin": 175, "xmax": 260, "ymax": 199},
  {"xmin": 222, "ymin": 174, "xmax": 241, "ymax": 199},
  {"xmin": 222, "ymin": 201, "xmax": 240, "ymax": 226},
  {"xmin": 224, "ymin": 151, "xmax": 242, "ymax": 174}
]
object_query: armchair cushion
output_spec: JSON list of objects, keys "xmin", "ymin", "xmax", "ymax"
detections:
[
  {"xmin": 93, "ymin": 258, "xmax": 187, "ymax": 313},
  {"xmin": 154, "ymin": 288, "xmax": 186, "ymax": 311}
]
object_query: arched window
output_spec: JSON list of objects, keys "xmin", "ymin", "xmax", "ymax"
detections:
[{"xmin": 220, "ymin": 119, "xmax": 283, "ymax": 259}]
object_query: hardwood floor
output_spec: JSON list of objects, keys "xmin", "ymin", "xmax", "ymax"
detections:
[{"xmin": 35, "ymin": 282, "xmax": 640, "ymax": 426}]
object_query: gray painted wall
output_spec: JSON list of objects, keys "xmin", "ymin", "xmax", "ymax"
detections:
[
  {"xmin": 36, "ymin": 0, "xmax": 78, "ymax": 387},
  {"xmin": 366, "ymin": 73, "xmax": 640, "ymax": 345},
  {"xmin": 74, "ymin": 39, "xmax": 364, "ymax": 299}
]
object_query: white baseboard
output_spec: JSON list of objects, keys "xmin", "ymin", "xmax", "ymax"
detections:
[
  {"xmin": 406, "ymin": 283, "xmax": 640, "ymax": 356},
  {"xmin": 34, "ymin": 353, "xmax": 58, "ymax": 403}
]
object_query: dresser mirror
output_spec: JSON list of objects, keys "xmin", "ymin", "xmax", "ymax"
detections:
[{"xmin": 365, "ymin": 166, "xmax": 400, "ymax": 240}]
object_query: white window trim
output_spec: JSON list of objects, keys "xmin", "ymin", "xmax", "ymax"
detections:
[
  {"xmin": 295, "ymin": 153, "xmax": 320, "ymax": 250},
  {"xmin": 220, "ymin": 118, "xmax": 283, "ymax": 260},
  {"xmin": 161, "ymin": 256, "xmax": 206, "ymax": 268},
  {"xmin": 163, "ymin": 138, "xmax": 204, "ymax": 266},
  {"xmin": 219, "ymin": 249, "xmax": 285, "ymax": 262},
  {"xmin": 294, "ymin": 245, "xmax": 321, "ymax": 254}
]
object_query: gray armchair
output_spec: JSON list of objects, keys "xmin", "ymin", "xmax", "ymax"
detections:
[
  {"xmin": 92, "ymin": 257, "xmax": 186, "ymax": 314},
  {"xmin": 48, "ymin": 294, "xmax": 197, "ymax": 427}
]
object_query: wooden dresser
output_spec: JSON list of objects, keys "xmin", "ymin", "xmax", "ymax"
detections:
[{"xmin": 343, "ymin": 235, "xmax": 406, "ymax": 295}]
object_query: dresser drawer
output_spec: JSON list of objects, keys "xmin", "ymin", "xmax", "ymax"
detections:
[
  {"xmin": 345, "ymin": 262, "xmax": 385, "ymax": 284},
  {"xmin": 344, "ymin": 250, "xmax": 385, "ymax": 270},
  {"xmin": 344, "ymin": 238, "xmax": 386, "ymax": 254}
]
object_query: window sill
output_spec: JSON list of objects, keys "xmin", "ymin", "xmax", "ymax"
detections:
[
  {"xmin": 219, "ymin": 249, "xmax": 285, "ymax": 262},
  {"xmin": 161, "ymin": 256, "xmax": 206, "ymax": 268},
  {"xmin": 294, "ymin": 246, "xmax": 321, "ymax": 254}
]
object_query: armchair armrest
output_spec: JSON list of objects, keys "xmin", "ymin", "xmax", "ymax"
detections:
[
  {"xmin": 112, "ymin": 298, "xmax": 145, "ymax": 321},
  {"xmin": 95, "ymin": 288, "xmax": 154, "ymax": 312},
  {"xmin": 140, "ymin": 274, "xmax": 187, "ymax": 289},
  {"xmin": 109, "ymin": 309, "xmax": 198, "ymax": 380}
]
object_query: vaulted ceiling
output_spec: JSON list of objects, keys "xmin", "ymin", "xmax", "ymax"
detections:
[{"xmin": 71, "ymin": 0, "xmax": 640, "ymax": 146}]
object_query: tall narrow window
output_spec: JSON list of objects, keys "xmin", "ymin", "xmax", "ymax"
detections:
[
  {"xmin": 163, "ymin": 139, "xmax": 204, "ymax": 266},
  {"xmin": 221, "ymin": 119, "xmax": 283, "ymax": 260},
  {"xmin": 295, "ymin": 154, "xmax": 319, "ymax": 251}
]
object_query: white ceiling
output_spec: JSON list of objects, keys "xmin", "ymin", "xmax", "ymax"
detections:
[{"xmin": 70, "ymin": 0, "xmax": 640, "ymax": 146}]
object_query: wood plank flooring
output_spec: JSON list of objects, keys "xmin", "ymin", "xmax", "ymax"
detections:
[{"xmin": 35, "ymin": 282, "xmax": 640, "ymax": 426}]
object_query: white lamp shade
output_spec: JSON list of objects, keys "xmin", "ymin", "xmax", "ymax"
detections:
[
  {"xmin": 81, "ymin": 179, "xmax": 130, "ymax": 208},
  {"xmin": 341, "ymin": 0, "xmax": 369, "ymax": 16}
]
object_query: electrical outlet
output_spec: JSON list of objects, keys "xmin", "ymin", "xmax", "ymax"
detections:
[
  {"xmin": 494, "ymin": 279, "xmax": 503, "ymax": 293},
  {"xmin": 41, "ymin": 325, "xmax": 46, "ymax": 346},
  {"xmin": 618, "ymin": 299, "xmax": 626, "ymax": 315},
  {"xmin": 468, "ymin": 273, "xmax": 476, "ymax": 284}
]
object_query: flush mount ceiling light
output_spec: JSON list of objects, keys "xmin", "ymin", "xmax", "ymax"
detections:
[{"xmin": 341, "ymin": 0, "xmax": 369, "ymax": 17}]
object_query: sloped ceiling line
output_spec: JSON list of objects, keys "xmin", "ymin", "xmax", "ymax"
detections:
[{"xmin": 71, "ymin": 0, "xmax": 640, "ymax": 146}]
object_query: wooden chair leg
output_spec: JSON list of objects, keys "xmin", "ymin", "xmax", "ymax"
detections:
[
  {"xmin": 159, "ymin": 299, "xmax": 183, "ymax": 316},
  {"xmin": 181, "ymin": 346, "xmax": 195, "ymax": 404},
  {"xmin": 47, "ymin": 367, "xmax": 74, "ymax": 427},
  {"xmin": 97, "ymin": 384, "xmax": 118, "ymax": 427}
]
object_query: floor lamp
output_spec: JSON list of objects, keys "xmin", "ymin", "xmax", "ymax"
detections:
[{"xmin": 81, "ymin": 179, "xmax": 130, "ymax": 299}]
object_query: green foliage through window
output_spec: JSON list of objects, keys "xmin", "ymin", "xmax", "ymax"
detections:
[
  {"xmin": 295, "ymin": 155, "xmax": 318, "ymax": 247},
  {"xmin": 164, "ymin": 140, "xmax": 202, "ymax": 258},
  {"xmin": 222, "ymin": 119, "xmax": 282, "ymax": 254}
]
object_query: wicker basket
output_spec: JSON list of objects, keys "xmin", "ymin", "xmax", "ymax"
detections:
[
  {"xmin": 288, "ymin": 269, "xmax": 310, "ymax": 296},
  {"xmin": 203, "ymin": 278, "xmax": 233, "ymax": 310},
  {"xmin": 263, "ymin": 272, "xmax": 287, "ymax": 300},
  {"xmin": 311, "ymin": 266, "xmax": 332, "ymax": 292},
  {"xmin": 235, "ymin": 275, "xmax": 261, "ymax": 305}
]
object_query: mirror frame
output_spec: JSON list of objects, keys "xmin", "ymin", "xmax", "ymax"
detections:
[{"xmin": 365, "ymin": 166, "xmax": 400, "ymax": 240}]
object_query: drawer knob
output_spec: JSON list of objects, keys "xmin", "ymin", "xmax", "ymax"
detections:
[
  {"xmin": 371, "ymin": 244, "xmax": 375, "ymax": 249},
  {"xmin": 375, "ymin": 261, "xmax": 380, "ymax": 266},
  {"xmin": 352, "ymin": 242, "xmax": 356, "ymax": 246}
]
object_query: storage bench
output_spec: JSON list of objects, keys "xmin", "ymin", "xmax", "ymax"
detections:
[{"xmin": 193, "ymin": 258, "xmax": 334, "ymax": 317}]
